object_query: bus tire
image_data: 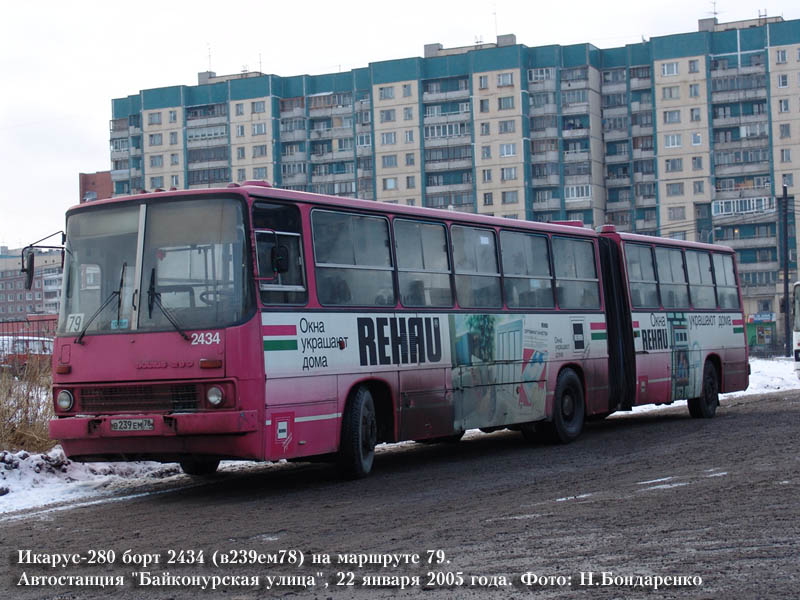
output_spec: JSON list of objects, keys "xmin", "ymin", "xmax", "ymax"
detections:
[
  {"xmin": 688, "ymin": 362, "xmax": 718, "ymax": 419},
  {"xmin": 338, "ymin": 386, "xmax": 377, "ymax": 479},
  {"xmin": 546, "ymin": 369, "xmax": 585, "ymax": 443},
  {"xmin": 179, "ymin": 458, "xmax": 220, "ymax": 476}
]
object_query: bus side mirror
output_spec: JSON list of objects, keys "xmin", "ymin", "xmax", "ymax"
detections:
[
  {"xmin": 271, "ymin": 246, "xmax": 290, "ymax": 273},
  {"xmin": 22, "ymin": 251, "xmax": 34, "ymax": 290}
]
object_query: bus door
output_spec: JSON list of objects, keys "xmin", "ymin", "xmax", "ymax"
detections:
[{"xmin": 598, "ymin": 238, "xmax": 636, "ymax": 411}]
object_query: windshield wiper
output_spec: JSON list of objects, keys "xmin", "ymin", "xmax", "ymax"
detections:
[
  {"xmin": 147, "ymin": 268, "xmax": 190, "ymax": 341},
  {"xmin": 75, "ymin": 262, "xmax": 126, "ymax": 345}
]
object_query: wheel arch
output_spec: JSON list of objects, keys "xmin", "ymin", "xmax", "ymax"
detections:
[
  {"xmin": 548, "ymin": 362, "xmax": 587, "ymax": 419},
  {"xmin": 343, "ymin": 378, "xmax": 396, "ymax": 444},
  {"xmin": 704, "ymin": 353, "xmax": 722, "ymax": 387}
]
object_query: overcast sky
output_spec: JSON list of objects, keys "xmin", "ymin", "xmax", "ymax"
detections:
[{"xmin": 0, "ymin": 0, "xmax": 796, "ymax": 250}]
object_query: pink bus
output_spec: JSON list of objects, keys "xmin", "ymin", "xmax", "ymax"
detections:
[{"xmin": 40, "ymin": 182, "xmax": 748, "ymax": 477}]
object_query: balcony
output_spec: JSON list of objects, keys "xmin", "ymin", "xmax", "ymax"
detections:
[
  {"xmin": 631, "ymin": 125, "xmax": 653, "ymax": 137},
  {"xmin": 111, "ymin": 169, "xmax": 129, "ymax": 181},
  {"xmin": 424, "ymin": 112, "xmax": 471, "ymax": 125},
  {"xmin": 528, "ymin": 79, "xmax": 557, "ymax": 93},
  {"xmin": 602, "ymin": 106, "xmax": 628, "ymax": 118},
  {"xmin": 562, "ymin": 102, "xmax": 590, "ymax": 116},
  {"xmin": 629, "ymin": 77, "xmax": 652, "ymax": 90},
  {"xmin": 186, "ymin": 115, "xmax": 227, "ymax": 128},
  {"xmin": 605, "ymin": 153, "xmax": 630, "ymax": 164},
  {"xmin": 531, "ymin": 150, "xmax": 559, "ymax": 162},
  {"xmin": 424, "ymin": 135, "xmax": 471, "ymax": 148},
  {"xmin": 531, "ymin": 127, "xmax": 559, "ymax": 139},
  {"xmin": 635, "ymin": 218, "xmax": 658, "ymax": 231},
  {"xmin": 602, "ymin": 81, "xmax": 626, "ymax": 94},
  {"xmin": 421, "ymin": 88, "xmax": 470, "ymax": 103},
  {"xmin": 714, "ymin": 162, "xmax": 770, "ymax": 177},
  {"xmin": 564, "ymin": 174, "xmax": 592, "ymax": 186},
  {"xmin": 280, "ymin": 129, "xmax": 306, "ymax": 142},
  {"xmin": 713, "ymin": 137, "xmax": 769, "ymax": 151},
  {"xmin": 310, "ymin": 128, "xmax": 334, "ymax": 140},
  {"xmin": 110, "ymin": 149, "xmax": 129, "ymax": 161},
  {"xmin": 635, "ymin": 196, "xmax": 657, "ymax": 207},
  {"xmin": 529, "ymin": 104, "xmax": 558, "ymax": 116},
  {"xmin": 425, "ymin": 158, "xmax": 473, "ymax": 172},
  {"xmin": 280, "ymin": 106, "xmax": 305, "ymax": 119},
  {"xmin": 564, "ymin": 150, "xmax": 589, "ymax": 162},
  {"xmin": 605, "ymin": 176, "xmax": 631, "ymax": 187},
  {"xmin": 737, "ymin": 261, "xmax": 778, "ymax": 273},
  {"xmin": 713, "ymin": 185, "xmax": 771, "ymax": 201},
  {"xmin": 425, "ymin": 182, "xmax": 473, "ymax": 194},
  {"xmin": 531, "ymin": 198, "xmax": 562, "ymax": 211},
  {"xmin": 606, "ymin": 200, "xmax": 632, "ymax": 211},
  {"xmin": 632, "ymin": 148, "xmax": 654, "ymax": 160},
  {"xmin": 564, "ymin": 197, "xmax": 593, "ymax": 210},
  {"xmin": 711, "ymin": 88, "xmax": 767, "ymax": 103},
  {"xmin": 562, "ymin": 127, "xmax": 589, "ymax": 139},
  {"xmin": 603, "ymin": 129, "xmax": 628, "ymax": 141},
  {"xmin": 282, "ymin": 172, "xmax": 307, "ymax": 185},
  {"xmin": 723, "ymin": 236, "xmax": 778, "ymax": 250},
  {"xmin": 532, "ymin": 174, "xmax": 560, "ymax": 186},
  {"xmin": 633, "ymin": 172, "xmax": 655, "ymax": 183}
]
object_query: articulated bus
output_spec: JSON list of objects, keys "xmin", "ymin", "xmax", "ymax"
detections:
[{"xmin": 39, "ymin": 182, "xmax": 748, "ymax": 478}]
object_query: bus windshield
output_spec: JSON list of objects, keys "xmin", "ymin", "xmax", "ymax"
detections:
[{"xmin": 58, "ymin": 196, "xmax": 250, "ymax": 336}]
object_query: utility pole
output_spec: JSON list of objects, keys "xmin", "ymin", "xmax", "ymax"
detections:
[{"xmin": 783, "ymin": 184, "xmax": 790, "ymax": 357}]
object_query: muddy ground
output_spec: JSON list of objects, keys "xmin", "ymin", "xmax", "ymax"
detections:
[{"xmin": 2, "ymin": 390, "xmax": 799, "ymax": 599}]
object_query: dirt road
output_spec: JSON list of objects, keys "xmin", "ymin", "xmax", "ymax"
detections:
[{"xmin": 2, "ymin": 390, "xmax": 799, "ymax": 599}]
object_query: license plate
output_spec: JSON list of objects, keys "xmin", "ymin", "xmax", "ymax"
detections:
[{"xmin": 110, "ymin": 418, "xmax": 154, "ymax": 432}]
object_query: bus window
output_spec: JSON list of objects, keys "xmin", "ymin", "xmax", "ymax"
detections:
[
  {"xmin": 253, "ymin": 202, "xmax": 307, "ymax": 305},
  {"xmin": 685, "ymin": 250, "xmax": 716, "ymax": 308},
  {"xmin": 394, "ymin": 220, "xmax": 452, "ymax": 307},
  {"xmin": 312, "ymin": 211, "xmax": 395, "ymax": 306},
  {"xmin": 451, "ymin": 225, "xmax": 501, "ymax": 308},
  {"xmin": 655, "ymin": 247, "xmax": 689, "ymax": 308},
  {"xmin": 625, "ymin": 244, "xmax": 659, "ymax": 308},
  {"xmin": 713, "ymin": 253, "xmax": 740, "ymax": 309},
  {"xmin": 552, "ymin": 237, "xmax": 600, "ymax": 309},
  {"xmin": 499, "ymin": 230, "xmax": 554, "ymax": 308}
]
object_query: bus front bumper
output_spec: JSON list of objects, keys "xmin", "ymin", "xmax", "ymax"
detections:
[{"xmin": 50, "ymin": 411, "xmax": 259, "ymax": 440}]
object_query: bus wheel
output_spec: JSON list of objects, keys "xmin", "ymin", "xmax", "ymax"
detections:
[
  {"xmin": 338, "ymin": 386, "xmax": 377, "ymax": 479},
  {"xmin": 688, "ymin": 362, "xmax": 718, "ymax": 419},
  {"xmin": 179, "ymin": 458, "xmax": 220, "ymax": 476},
  {"xmin": 546, "ymin": 369, "xmax": 585, "ymax": 443}
]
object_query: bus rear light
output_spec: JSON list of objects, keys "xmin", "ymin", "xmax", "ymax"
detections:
[
  {"xmin": 55, "ymin": 365, "xmax": 72, "ymax": 374},
  {"xmin": 206, "ymin": 386, "xmax": 224, "ymax": 407},
  {"xmin": 199, "ymin": 359, "xmax": 223, "ymax": 369},
  {"xmin": 56, "ymin": 390, "xmax": 74, "ymax": 411}
]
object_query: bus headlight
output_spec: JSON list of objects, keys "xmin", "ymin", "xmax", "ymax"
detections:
[
  {"xmin": 206, "ymin": 386, "xmax": 224, "ymax": 407},
  {"xmin": 56, "ymin": 390, "xmax": 74, "ymax": 411}
]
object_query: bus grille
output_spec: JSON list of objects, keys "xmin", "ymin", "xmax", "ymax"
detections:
[{"xmin": 79, "ymin": 384, "xmax": 199, "ymax": 413}]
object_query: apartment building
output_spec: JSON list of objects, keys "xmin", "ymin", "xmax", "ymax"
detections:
[
  {"xmin": 109, "ymin": 16, "xmax": 800, "ymax": 342},
  {"xmin": 0, "ymin": 250, "xmax": 62, "ymax": 320}
]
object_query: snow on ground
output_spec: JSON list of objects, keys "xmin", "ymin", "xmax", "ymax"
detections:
[{"xmin": 1, "ymin": 357, "xmax": 798, "ymax": 517}]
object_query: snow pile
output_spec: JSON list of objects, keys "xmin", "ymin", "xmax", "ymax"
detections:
[{"xmin": 1, "ymin": 357, "xmax": 798, "ymax": 516}]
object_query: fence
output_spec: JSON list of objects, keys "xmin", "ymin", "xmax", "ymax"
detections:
[{"xmin": 0, "ymin": 316, "xmax": 57, "ymax": 372}]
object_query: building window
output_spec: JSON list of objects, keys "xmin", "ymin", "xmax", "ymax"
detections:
[
  {"xmin": 501, "ymin": 167, "xmax": 518, "ymax": 181},
  {"xmin": 148, "ymin": 112, "xmax": 162, "ymax": 125},
  {"xmin": 382, "ymin": 177, "xmax": 397, "ymax": 190},
  {"xmin": 780, "ymin": 124, "xmax": 791, "ymax": 138},
  {"xmin": 253, "ymin": 167, "xmax": 267, "ymax": 179},
  {"xmin": 482, "ymin": 169, "xmax": 492, "ymax": 183},
  {"xmin": 380, "ymin": 109, "xmax": 395, "ymax": 122},
  {"xmin": 776, "ymin": 49, "xmax": 787, "ymax": 64},
  {"xmin": 498, "ymin": 119, "xmax": 516, "ymax": 134},
  {"xmin": 405, "ymin": 130, "xmax": 414, "ymax": 143},
  {"xmin": 668, "ymin": 206, "xmax": 686, "ymax": 221},
  {"xmin": 357, "ymin": 133, "xmax": 371, "ymax": 147},
  {"xmin": 662, "ymin": 85, "xmax": 680, "ymax": 100},
  {"xmin": 779, "ymin": 99, "xmax": 790, "ymax": 113},
  {"xmin": 664, "ymin": 134, "xmax": 682, "ymax": 148},
  {"xmin": 252, "ymin": 123, "xmax": 266, "ymax": 135},
  {"xmin": 501, "ymin": 191, "xmax": 519, "ymax": 204},
  {"xmin": 689, "ymin": 83, "xmax": 700, "ymax": 97},
  {"xmin": 693, "ymin": 180, "xmax": 704, "ymax": 194},
  {"xmin": 251, "ymin": 101, "xmax": 266, "ymax": 113},
  {"xmin": 150, "ymin": 176, "xmax": 164, "ymax": 188},
  {"xmin": 688, "ymin": 59, "xmax": 699, "ymax": 73},
  {"xmin": 498, "ymin": 96, "xmax": 515, "ymax": 110},
  {"xmin": 381, "ymin": 132, "xmax": 396, "ymax": 145},
  {"xmin": 665, "ymin": 158, "xmax": 682, "ymax": 172},
  {"xmin": 253, "ymin": 144, "xmax": 267, "ymax": 158},
  {"xmin": 500, "ymin": 143, "xmax": 516, "ymax": 157},
  {"xmin": 481, "ymin": 145, "xmax": 491, "ymax": 159},
  {"xmin": 692, "ymin": 133, "xmax": 702, "ymax": 146},
  {"xmin": 690, "ymin": 107, "xmax": 701, "ymax": 122},
  {"xmin": 663, "ymin": 110, "xmax": 681, "ymax": 124},
  {"xmin": 148, "ymin": 133, "xmax": 162, "ymax": 146},
  {"xmin": 403, "ymin": 107, "xmax": 413, "ymax": 120},
  {"xmin": 666, "ymin": 182, "xmax": 684, "ymax": 196},
  {"xmin": 405, "ymin": 153, "xmax": 415, "ymax": 166},
  {"xmin": 497, "ymin": 72, "xmax": 513, "ymax": 87},
  {"xmin": 170, "ymin": 175, "xmax": 179, "ymax": 187},
  {"xmin": 478, "ymin": 98, "xmax": 489, "ymax": 113},
  {"xmin": 781, "ymin": 149, "xmax": 792, "ymax": 163},
  {"xmin": 379, "ymin": 86, "xmax": 394, "ymax": 100},
  {"xmin": 170, "ymin": 153, "xmax": 179, "ymax": 165},
  {"xmin": 235, "ymin": 103, "xmax": 244, "ymax": 116},
  {"xmin": 784, "ymin": 174, "xmax": 794, "ymax": 187},
  {"xmin": 169, "ymin": 110, "xmax": 177, "ymax": 123},
  {"xmin": 778, "ymin": 74, "xmax": 788, "ymax": 88},
  {"xmin": 661, "ymin": 61, "xmax": 679, "ymax": 76},
  {"xmin": 406, "ymin": 175, "xmax": 415, "ymax": 189},
  {"xmin": 565, "ymin": 185, "xmax": 591, "ymax": 200},
  {"xmin": 402, "ymin": 84, "xmax": 412, "ymax": 97},
  {"xmin": 381, "ymin": 154, "xmax": 397, "ymax": 168},
  {"xmin": 237, "ymin": 168, "xmax": 246, "ymax": 181},
  {"xmin": 150, "ymin": 155, "xmax": 163, "ymax": 168},
  {"xmin": 480, "ymin": 122, "xmax": 490, "ymax": 136},
  {"xmin": 479, "ymin": 75, "xmax": 488, "ymax": 89},
  {"xmin": 237, "ymin": 146, "xmax": 245, "ymax": 160},
  {"xmin": 236, "ymin": 125, "xmax": 245, "ymax": 137},
  {"xmin": 692, "ymin": 156, "xmax": 703, "ymax": 170}
]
